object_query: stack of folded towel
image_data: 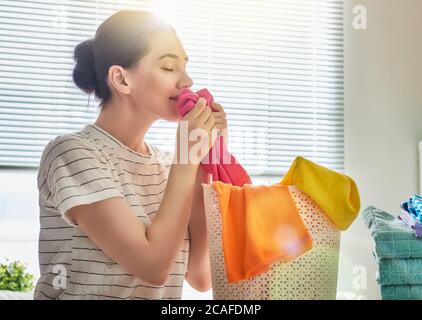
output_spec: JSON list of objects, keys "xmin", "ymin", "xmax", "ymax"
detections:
[{"xmin": 363, "ymin": 206, "xmax": 422, "ymax": 300}]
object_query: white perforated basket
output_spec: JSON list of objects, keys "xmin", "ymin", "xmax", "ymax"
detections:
[{"xmin": 202, "ymin": 184, "xmax": 340, "ymax": 300}]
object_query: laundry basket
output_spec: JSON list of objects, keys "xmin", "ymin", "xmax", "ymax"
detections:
[{"xmin": 202, "ymin": 184, "xmax": 341, "ymax": 300}]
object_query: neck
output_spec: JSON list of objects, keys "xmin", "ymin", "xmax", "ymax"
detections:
[{"xmin": 94, "ymin": 98, "xmax": 158, "ymax": 155}]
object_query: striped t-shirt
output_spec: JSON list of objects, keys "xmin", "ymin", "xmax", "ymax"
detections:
[{"xmin": 34, "ymin": 124, "xmax": 190, "ymax": 300}]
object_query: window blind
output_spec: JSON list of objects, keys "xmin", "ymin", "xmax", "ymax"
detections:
[{"xmin": 0, "ymin": 0, "xmax": 344, "ymax": 175}]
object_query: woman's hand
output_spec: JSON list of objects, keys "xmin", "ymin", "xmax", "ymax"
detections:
[
  {"xmin": 211, "ymin": 102, "xmax": 228, "ymax": 147},
  {"xmin": 176, "ymin": 98, "xmax": 217, "ymax": 165}
]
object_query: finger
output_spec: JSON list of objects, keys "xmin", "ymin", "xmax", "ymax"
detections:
[
  {"xmin": 184, "ymin": 98, "xmax": 207, "ymax": 120},
  {"xmin": 211, "ymin": 102, "xmax": 224, "ymax": 112},
  {"xmin": 213, "ymin": 123, "xmax": 226, "ymax": 130},
  {"xmin": 214, "ymin": 121, "xmax": 228, "ymax": 129},
  {"xmin": 213, "ymin": 114, "xmax": 227, "ymax": 121},
  {"xmin": 213, "ymin": 116, "xmax": 227, "ymax": 123},
  {"xmin": 204, "ymin": 114, "xmax": 216, "ymax": 132},
  {"xmin": 196, "ymin": 106, "xmax": 212, "ymax": 124},
  {"xmin": 213, "ymin": 118, "xmax": 226, "ymax": 126},
  {"xmin": 212, "ymin": 111, "xmax": 226, "ymax": 118}
]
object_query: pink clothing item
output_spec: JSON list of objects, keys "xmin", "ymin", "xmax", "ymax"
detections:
[{"xmin": 176, "ymin": 88, "xmax": 252, "ymax": 186}]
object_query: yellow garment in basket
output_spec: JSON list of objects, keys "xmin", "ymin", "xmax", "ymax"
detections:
[
  {"xmin": 212, "ymin": 181, "xmax": 313, "ymax": 283},
  {"xmin": 280, "ymin": 156, "xmax": 360, "ymax": 230}
]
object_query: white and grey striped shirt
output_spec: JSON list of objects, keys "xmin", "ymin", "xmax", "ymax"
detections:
[{"xmin": 34, "ymin": 124, "xmax": 190, "ymax": 300}]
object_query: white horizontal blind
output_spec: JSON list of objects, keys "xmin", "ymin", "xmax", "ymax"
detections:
[
  {"xmin": 0, "ymin": 0, "xmax": 154, "ymax": 167},
  {"xmin": 0, "ymin": 0, "xmax": 344, "ymax": 175}
]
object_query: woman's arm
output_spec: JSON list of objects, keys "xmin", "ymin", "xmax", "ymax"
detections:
[
  {"xmin": 184, "ymin": 102, "xmax": 228, "ymax": 292},
  {"xmin": 68, "ymin": 163, "xmax": 198, "ymax": 286},
  {"xmin": 185, "ymin": 166, "xmax": 212, "ymax": 292}
]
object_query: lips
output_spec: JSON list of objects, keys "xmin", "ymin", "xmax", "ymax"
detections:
[{"xmin": 169, "ymin": 96, "xmax": 179, "ymax": 102}]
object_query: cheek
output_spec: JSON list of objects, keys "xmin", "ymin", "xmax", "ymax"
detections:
[
  {"xmin": 132, "ymin": 73, "xmax": 180, "ymax": 121},
  {"xmin": 131, "ymin": 74, "xmax": 161, "ymax": 106}
]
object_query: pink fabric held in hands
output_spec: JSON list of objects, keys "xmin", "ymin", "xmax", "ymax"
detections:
[{"xmin": 176, "ymin": 88, "xmax": 252, "ymax": 187}]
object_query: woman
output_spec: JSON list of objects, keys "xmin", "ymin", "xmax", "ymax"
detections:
[{"xmin": 34, "ymin": 10, "xmax": 228, "ymax": 300}]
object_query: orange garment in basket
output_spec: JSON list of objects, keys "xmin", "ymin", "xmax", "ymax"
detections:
[{"xmin": 212, "ymin": 181, "xmax": 313, "ymax": 283}]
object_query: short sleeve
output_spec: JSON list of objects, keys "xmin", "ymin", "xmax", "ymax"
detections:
[{"xmin": 39, "ymin": 135, "xmax": 123, "ymax": 226}]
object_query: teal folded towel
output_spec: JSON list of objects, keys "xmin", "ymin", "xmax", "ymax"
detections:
[
  {"xmin": 363, "ymin": 206, "xmax": 422, "ymax": 258},
  {"xmin": 376, "ymin": 257, "xmax": 422, "ymax": 285},
  {"xmin": 381, "ymin": 284, "xmax": 422, "ymax": 300}
]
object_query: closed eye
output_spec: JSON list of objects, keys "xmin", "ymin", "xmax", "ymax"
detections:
[{"xmin": 161, "ymin": 68, "xmax": 174, "ymax": 72}]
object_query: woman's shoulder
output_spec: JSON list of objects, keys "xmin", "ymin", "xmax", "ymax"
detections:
[
  {"xmin": 38, "ymin": 129, "xmax": 101, "ymax": 174},
  {"xmin": 42, "ymin": 132, "xmax": 95, "ymax": 159}
]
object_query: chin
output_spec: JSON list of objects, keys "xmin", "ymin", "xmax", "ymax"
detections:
[
  {"xmin": 160, "ymin": 112, "xmax": 182, "ymax": 122},
  {"xmin": 165, "ymin": 98, "xmax": 182, "ymax": 121}
]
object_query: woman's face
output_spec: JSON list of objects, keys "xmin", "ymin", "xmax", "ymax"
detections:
[{"xmin": 127, "ymin": 30, "xmax": 193, "ymax": 122}]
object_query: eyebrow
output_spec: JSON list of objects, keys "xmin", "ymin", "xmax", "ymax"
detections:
[{"xmin": 158, "ymin": 53, "xmax": 189, "ymax": 62}]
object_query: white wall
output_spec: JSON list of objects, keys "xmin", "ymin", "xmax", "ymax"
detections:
[
  {"xmin": 341, "ymin": 0, "xmax": 422, "ymax": 299},
  {"xmin": 0, "ymin": 170, "xmax": 39, "ymax": 278}
]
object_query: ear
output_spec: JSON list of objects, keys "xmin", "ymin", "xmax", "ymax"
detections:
[{"xmin": 107, "ymin": 65, "xmax": 131, "ymax": 95}]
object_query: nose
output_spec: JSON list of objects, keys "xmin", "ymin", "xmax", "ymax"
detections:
[{"xmin": 178, "ymin": 70, "xmax": 193, "ymax": 90}]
